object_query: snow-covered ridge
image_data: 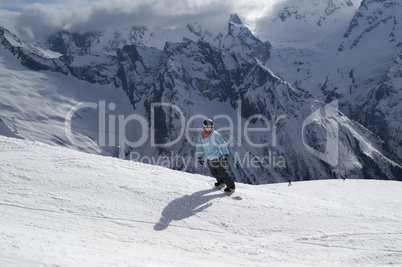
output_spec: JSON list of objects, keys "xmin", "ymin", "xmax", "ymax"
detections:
[
  {"xmin": 1, "ymin": 26, "xmax": 62, "ymax": 59},
  {"xmin": 1, "ymin": 135, "xmax": 402, "ymax": 266}
]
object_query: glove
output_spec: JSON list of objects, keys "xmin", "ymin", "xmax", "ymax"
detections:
[
  {"xmin": 197, "ymin": 157, "xmax": 204, "ymax": 165},
  {"xmin": 222, "ymin": 155, "xmax": 229, "ymax": 163}
]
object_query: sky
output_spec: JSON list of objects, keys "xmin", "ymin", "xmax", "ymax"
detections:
[{"xmin": 0, "ymin": 0, "xmax": 287, "ymax": 41}]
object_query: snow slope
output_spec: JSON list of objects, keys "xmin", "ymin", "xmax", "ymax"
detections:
[
  {"xmin": 1, "ymin": 135, "xmax": 401, "ymax": 266},
  {"xmin": 0, "ymin": 38, "xmax": 136, "ymax": 156}
]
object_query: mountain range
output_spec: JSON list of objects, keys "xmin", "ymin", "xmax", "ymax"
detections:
[{"xmin": 0, "ymin": 0, "xmax": 401, "ymax": 183}]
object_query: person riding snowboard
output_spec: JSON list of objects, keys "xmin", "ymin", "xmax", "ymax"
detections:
[{"xmin": 196, "ymin": 119, "xmax": 236, "ymax": 193}]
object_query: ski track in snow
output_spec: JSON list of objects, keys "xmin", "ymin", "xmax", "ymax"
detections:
[{"xmin": 1, "ymin": 136, "xmax": 402, "ymax": 266}]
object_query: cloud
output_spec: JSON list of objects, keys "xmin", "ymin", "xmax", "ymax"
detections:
[
  {"xmin": 0, "ymin": 0, "xmax": 287, "ymax": 41},
  {"xmin": 0, "ymin": 9, "xmax": 20, "ymax": 33}
]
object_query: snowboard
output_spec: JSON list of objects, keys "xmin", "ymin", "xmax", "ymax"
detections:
[{"xmin": 208, "ymin": 180, "xmax": 242, "ymax": 200}]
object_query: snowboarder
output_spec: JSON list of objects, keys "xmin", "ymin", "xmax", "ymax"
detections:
[{"xmin": 196, "ymin": 119, "xmax": 236, "ymax": 193}]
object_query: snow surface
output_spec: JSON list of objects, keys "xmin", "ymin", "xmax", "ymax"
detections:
[
  {"xmin": 0, "ymin": 42, "xmax": 135, "ymax": 156},
  {"xmin": 1, "ymin": 135, "xmax": 402, "ymax": 266}
]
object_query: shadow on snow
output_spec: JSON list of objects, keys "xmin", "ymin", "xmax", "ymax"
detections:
[{"xmin": 154, "ymin": 188, "xmax": 224, "ymax": 231}]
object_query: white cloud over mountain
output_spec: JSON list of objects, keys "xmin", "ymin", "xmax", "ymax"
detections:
[{"xmin": 0, "ymin": 0, "xmax": 287, "ymax": 40}]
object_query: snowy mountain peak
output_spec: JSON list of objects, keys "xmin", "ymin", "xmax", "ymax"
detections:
[
  {"xmin": 219, "ymin": 14, "xmax": 271, "ymax": 63},
  {"xmin": 229, "ymin": 13, "xmax": 243, "ymax": 25}
]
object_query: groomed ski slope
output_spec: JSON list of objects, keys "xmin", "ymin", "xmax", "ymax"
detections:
[{"xmin": 1, "ymin": 136, "xmax": 401, "ymax": 266}]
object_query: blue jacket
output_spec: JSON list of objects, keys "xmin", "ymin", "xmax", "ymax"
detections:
[{"xmin": 196, "ymin": 130, "xmax": 229, "ymax": 160}]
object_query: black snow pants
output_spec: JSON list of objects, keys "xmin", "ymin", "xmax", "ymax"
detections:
[{"xmin": 207, "ymin": 157, "xmax": 235, "ymax": 188}]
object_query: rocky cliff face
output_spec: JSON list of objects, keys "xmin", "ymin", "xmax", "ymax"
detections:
[
  {"xmin": 357, "ymin": 50, "xmax": 402, "ymax": 160},
  {"xmin": 1, "ymin": 9, "xmax": 401, "ymax": 183}
]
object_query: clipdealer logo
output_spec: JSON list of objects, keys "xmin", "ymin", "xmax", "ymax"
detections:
[
  {"xmin": 64, "ymin": 101, "xmax": 287, "ymax": 170},
  {"xmin": 63, "ymin": 100, "xmax": 339, "ymax": 170}
]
